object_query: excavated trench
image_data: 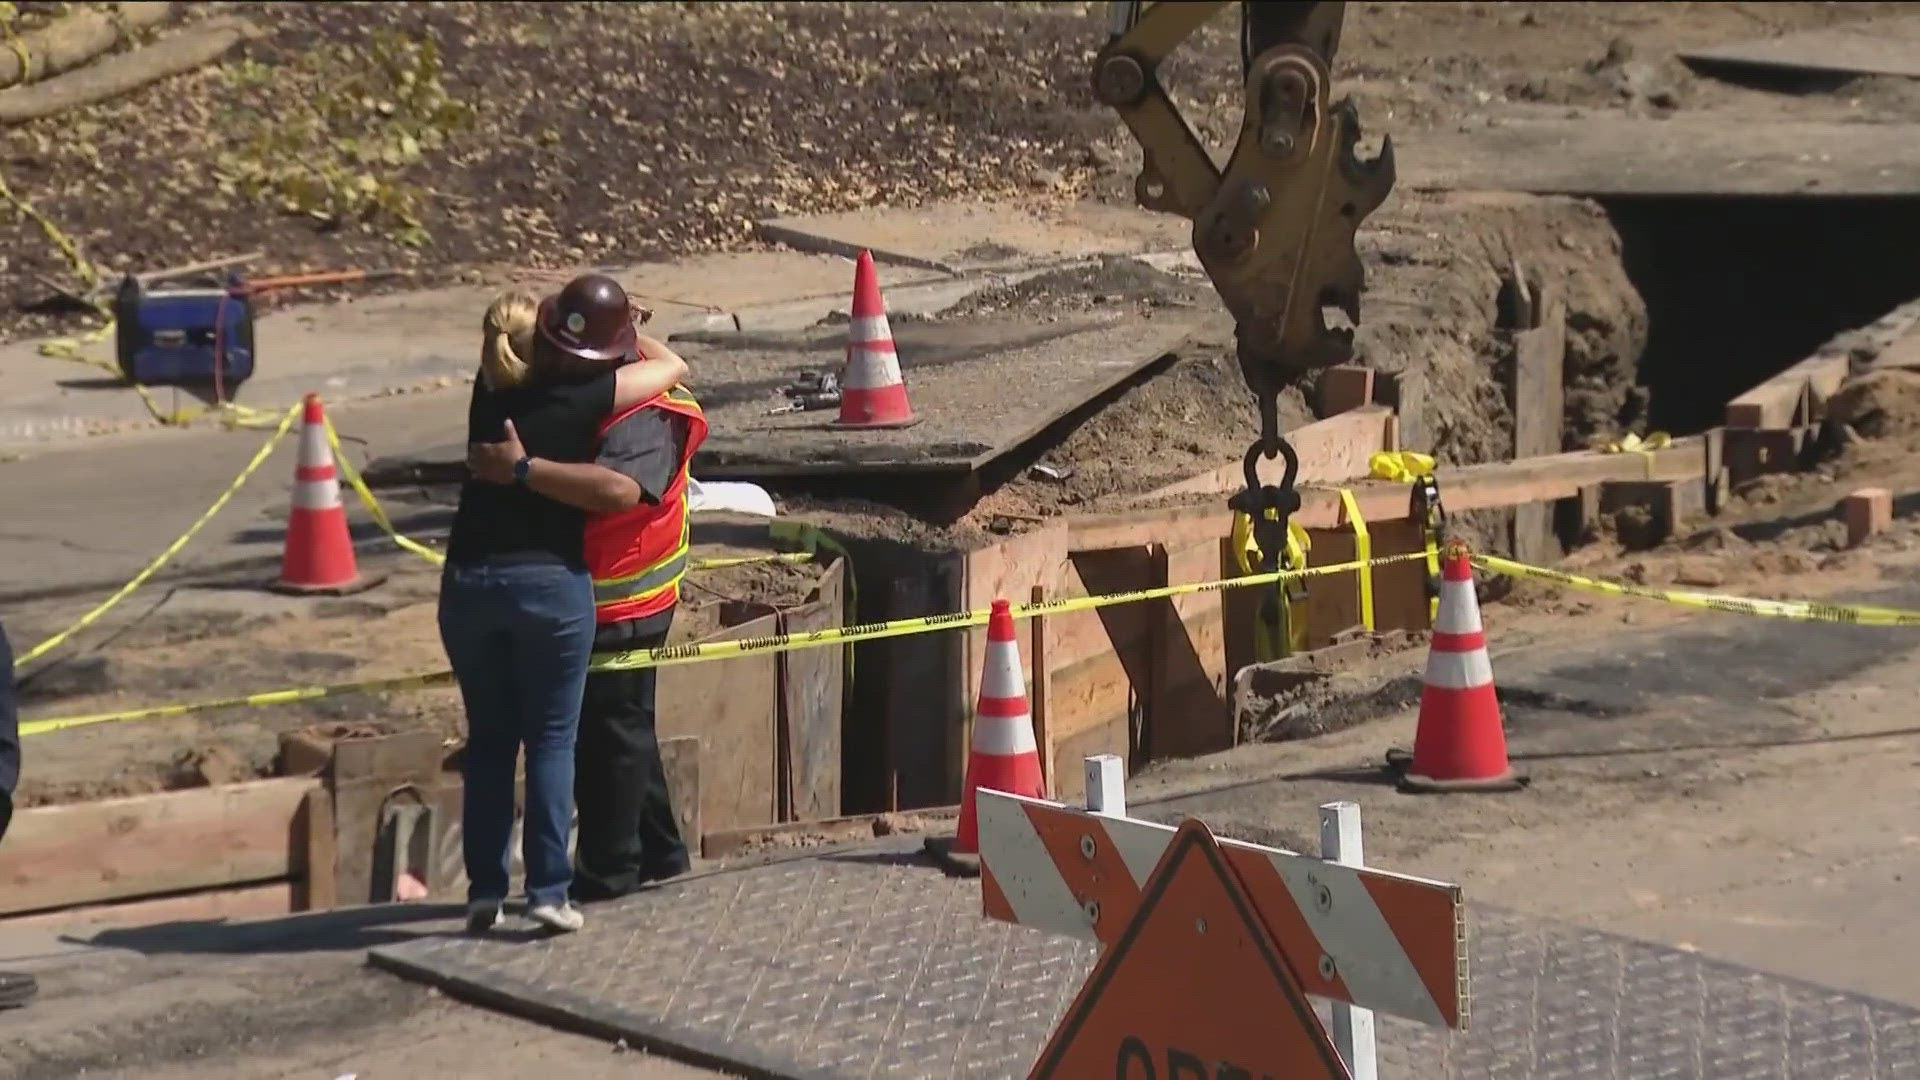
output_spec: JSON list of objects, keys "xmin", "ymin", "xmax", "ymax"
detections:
[{"xmin": 1603, "ymin": 195, "xmax": 1920, "ymax": 435}]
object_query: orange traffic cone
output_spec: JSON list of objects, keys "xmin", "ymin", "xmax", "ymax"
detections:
[
  {"xmin": 953, "ymin": 599, "xmax": 1047, "ymax": 855},
  {"xmin": 273, "ymin": 394, "xmax": 373, "ymax": 595},
  {"xmin": 832, "ymin": 250, "xmax": 918, "ymax": 429},
  {"xmin": 1390, "ymin": 544, "xmax": 1527, "ymax": 793}
]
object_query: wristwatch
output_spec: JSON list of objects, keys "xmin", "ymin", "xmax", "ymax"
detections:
[{"xmin": 512, "ymin": 456, "xmax": 533, "ymax": 486}]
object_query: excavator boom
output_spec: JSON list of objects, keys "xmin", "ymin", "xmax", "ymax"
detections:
[{"xmin": 1095, "ymin": 1, "xmax": 1395, "ymax": 631}]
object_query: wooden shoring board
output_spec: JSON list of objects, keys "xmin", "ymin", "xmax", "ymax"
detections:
[
  {"xmin": 0, "ymin": 777, "xmax": 316, "ymax": 916},
  {"xmin": 1680, "ymin": 18, "xmax": 1920, "ymax": 81},
  {"xmin": 1070, "ymin": 434, "xmax": 1715, "ymax": 556}
]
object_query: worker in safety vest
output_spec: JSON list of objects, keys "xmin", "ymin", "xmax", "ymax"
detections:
[
  {"xmin": 467, "ymin": 274, "xmax": 710, "ymax": 902},
  {"xmin": 570, "ymin": 375, "xmax": 709, "ymax": 901}
]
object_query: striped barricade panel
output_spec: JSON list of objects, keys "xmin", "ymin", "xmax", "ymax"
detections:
[{"xmin": 977, "ymin": 789, "xmax": 1468, "ymax": 1029}]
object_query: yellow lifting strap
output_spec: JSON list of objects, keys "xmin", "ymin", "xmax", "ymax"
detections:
[
  {"xmin": 1231, "ymin": 508, "xmax": 1311, "ymax": 662},
  {"xmin": 1371, "ymin": 451, "xmax": 1444, "ymax": 624}
]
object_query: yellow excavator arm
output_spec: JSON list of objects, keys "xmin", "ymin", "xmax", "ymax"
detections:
[{"xmin": 1096, "ymin": 0, "xmax": 1393, "ymax": 574}]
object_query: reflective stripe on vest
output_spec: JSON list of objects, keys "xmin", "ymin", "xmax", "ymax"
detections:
[
  {"xmin": 585, "ymin": 385, "xmax": 710, "ymax": 625},
  {"xmin": 592, "ymin": 521, "xmax": 690, "ymax": 607}
]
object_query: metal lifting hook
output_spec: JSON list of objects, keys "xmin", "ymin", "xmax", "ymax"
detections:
[{"xmin": 1232, "ymin": 434, "xmax": 1301, "ymax": 577}]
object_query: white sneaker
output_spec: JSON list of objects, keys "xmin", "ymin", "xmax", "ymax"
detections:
[
  {"xmin": 526, "ymin": 902, "xmax": 584, "ymax": 933},
  {"xmin": 465, "ymin": 901, "xmax": 502, "ymax": 934}
]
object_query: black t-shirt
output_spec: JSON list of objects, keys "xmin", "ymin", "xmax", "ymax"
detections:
[{"xmin": 445, "ymin": 369, "xmax": 617, "ymax": 569}]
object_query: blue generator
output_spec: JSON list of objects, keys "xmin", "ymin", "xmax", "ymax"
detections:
[{"xmin": 112, "ymin": 273, "xmax": 257, "ymax": 389}]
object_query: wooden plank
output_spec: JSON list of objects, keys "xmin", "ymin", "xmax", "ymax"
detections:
[
  {"xmin": 1145, "ymin": 538, "xmax": 1232, "ymax": 761},
  {"xmin": 778, "ymin": 559, "xmax": 845, "ymax": 822},
  {"xmin": 0, "ymin": 778, "xmax": 315, "ymax": 916},
  {"xmin": 1679, "ymin": 17, "xmax": 1920, "ymax": 81},
  {"xmin": 879, "ymin": 560, "xmax": 966, "ymax": 811},
  {"xmin": 658, "ymin": 615, "xmax": 780, "ymax": 834},
  {"xmin": 0, "ymin": 882, "xmax": 296, "ymax": 932},
  {"xmin": 1030, "ymin": 584, "xmax": 1054, "ymax": 793},
  {"xmin": 660, "ymin": 735, "xmax": 703, "ymax": 850},
  {"xmin": 295, "ymin": 787, "xmax": 336, "ymax": 912},
  {"xmin": 1069, "ymin": 505, "xmax": 1229, "ymax": 557},
  {"xmin": 1296, "ymin": 434, "xmax": 1714, "ymax": 528},
  {"xmin": 1051, "ymin": 553, "xmax": 1157, "ymax": 670},
  {"xmin": 1727, "ymin": 354, "xmax": 1849, "ymax": 428},
  {"xmin": 1052, "ymin": 651, "xmax": 1138, "ymax": 748},
  {"xmin": 1398, "ymin": 116, "xmax": 1920, "ymax": 197},
  {"xmin": 1511, "ymin": 295, "xmax": 1567, "ymax": 566},
  {"xmin": 1303, "ymin": 516, "xmax": 1431, "ymax": 648},
  {"xmin": 1316, "ymin": 365, "xmax": 1375, "ymax": 417},
  {"xmin": 1143, "ymin": 406, "xmax": 1395, "ymax": 500},
  {"xmin": 1049, "ymin": 546, "xmax": 1159, "ymax": 760},
  {"xmin": 1051, "ymin": 715, "xmax": 1130, "ymax": 806},
  {"xmin": 1512, "ymin": 296, "xmax": 1566, "ymax": 457}
]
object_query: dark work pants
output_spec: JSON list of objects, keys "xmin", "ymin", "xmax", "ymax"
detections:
[
  {"xmin": 572, "ymin": 612, "xmax": 688, "ymax": 901},
  {"xmin": 0, "ymin": 621, "xmax": 18, "ymax": 842}
]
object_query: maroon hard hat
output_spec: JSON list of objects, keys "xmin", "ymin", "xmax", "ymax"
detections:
[{"xmin": 537, "ymin": 273, "xmax": 639, "ymax": 363}]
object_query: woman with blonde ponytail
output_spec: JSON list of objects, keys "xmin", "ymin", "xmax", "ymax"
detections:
[
  {"xmin": 478, "ymin": 291, "xmax": 539, "ymax": 391},
  {"xmin": 440, "ymin": 275, "xmax": 689, "ymax": 935}
]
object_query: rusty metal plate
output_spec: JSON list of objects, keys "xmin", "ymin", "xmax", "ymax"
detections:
[{"xmin": 370, "ymin": 843, "xmax": 1920, "ymax": 1080}]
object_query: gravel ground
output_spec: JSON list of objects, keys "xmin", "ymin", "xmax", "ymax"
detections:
[{"xmin": 5, "ymin": 1, "xmax": 1915, "ymax": 346}]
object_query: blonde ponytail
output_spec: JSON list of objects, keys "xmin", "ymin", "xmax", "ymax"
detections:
[{"xmin": 479, "ymin": 291, "xmax": 540, "ymax": 390}]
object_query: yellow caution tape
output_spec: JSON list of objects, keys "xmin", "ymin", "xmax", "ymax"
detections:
[
  {"xmin": 1339, "ymin": 488, "xmax": 1375, "ymax": 632},
  {"xmin": 19, "ymin": 551, "xmax": 1427, "ymax": 737},
  {"xmin": 1474, "ymin": 554, "xmax": 1920, "ymax": 626},
  {"xmin": 1369, "ymin": 450, "xmax": 1437, "ymax": 484},
  {"xmin": 323, "ymin": 414, "xmax": 450, "ymax": 566},
  {"xmin": 17, "ymin": 403, "xmax": 303, "ymax": 668}
]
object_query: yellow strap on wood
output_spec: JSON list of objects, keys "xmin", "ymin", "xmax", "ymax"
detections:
[
  {"xmin": 1339, "ymin": 488, "xmax": 1375, "ymax": 633},
  {"xmin": 1231, "ymin": 510, "xmax": 1311, "ymax": 660}
]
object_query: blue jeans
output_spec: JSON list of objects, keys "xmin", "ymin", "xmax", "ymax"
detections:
[{"xmin": 438, "ymin": 561, "xmax": 595, "ymax": 909}]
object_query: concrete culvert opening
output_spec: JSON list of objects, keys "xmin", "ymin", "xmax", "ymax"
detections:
[{"xmin": 1600, "ymin": 195, "xmax": 1920, "ymax": 435}]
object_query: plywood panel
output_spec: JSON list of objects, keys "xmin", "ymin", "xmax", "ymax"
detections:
[
  {"xmin": 0, "ymin": 778, "xmax": 315, "ymax": 916},
  {"xmin": 1050, "ymin": 555, "xmax": 1157, "ymax": 670},
  {"xmin": 1052, "ymin": 651, "xmax": 1138, "ymax": 747},
  {"xmin": 1146, "ymin": 538, "xmax": 1232, "ymax": 761},
  {"xmin": 1049, "ymin": 546, "xmax": 1160, "ymax": 773},
  {"xmin": 658, "ymin": 615, "xmax": 780, "ymax": 834},
  {"xmin": 1052, "ymin": 715, "xmax": 1131, "ymax": 807},
  {"xmin": 779, "ymin": 559, "xmax": 845, "ymax": 821},
  {"xmin": 1303, "ymin": 514, "xmax": 1430, "ymax": 648},
  {"xmin": 1144, "ymin": 407, "xmax": 1395, "ymax": 500}
]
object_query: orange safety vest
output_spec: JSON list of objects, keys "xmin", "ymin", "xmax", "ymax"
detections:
[{"xmin": 583, "ymin": 384, "xmax": 709, "ymax": 625}]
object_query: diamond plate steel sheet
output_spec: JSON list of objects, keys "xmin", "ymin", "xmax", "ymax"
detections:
[{"xmin": 370, "ymin": 843, "xmax": 1920, "ymax": 1080}]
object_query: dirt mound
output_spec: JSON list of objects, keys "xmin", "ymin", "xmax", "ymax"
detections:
[{"xmin": 1831, "ymin": 370, "xmax": 1920, "ymax": 439}]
